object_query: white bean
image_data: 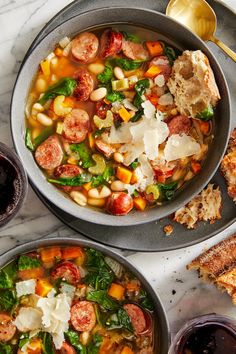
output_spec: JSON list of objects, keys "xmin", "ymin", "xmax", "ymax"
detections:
[
  {"xmin": 111, "ymin": 180, "xmax": 125, "ymax": 192},
  {"xmin": 113, "ymin": 152, "xmax": 124, "ymax": 163},
  {"xmin": 88, "ymin": 188, "xmax": 100, "ymax": 199},
  {"xmin": 99, "ymin": 186, "xmax": 111, "ymax": 198},
  {"xmin": 114, "ymin": 66, "xmax": 125, "ymax": 80},
  {"xmin": 90, "ymin": 87, "xmax": 107, "ymax": 102},
  {"xmin": 87, "ymin": 198, "xmax": 105, "ymax": 207},
  {"xmin": 80, "ymin": 331, "xmax": 90, "ymax": 346},
  {"xmin": 88, "ymin": 186, "xmax": 111, "ymax": 199},
  {"xmin": 88, "ymin": 63, "xmax": 105, "ymax": 75},
  {"xmin": 35, "ymin": 78, "xmax": 47, "ymax": 93},
  {"xmin": 51, "ymin": 57, "xmax": 58, "ymax": 67},
  {"xmin": 32, "ymin": 103, "xmax": 44, "ymax": 112},
  {"xmin": 36, "ymin": 113, "xmax": 53, "ymax": 126},
  {"xmin": 70, "ymin": 191, "xmax": 87, "ymax": 206}
]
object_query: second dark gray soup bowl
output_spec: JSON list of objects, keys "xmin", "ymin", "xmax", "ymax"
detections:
[
  {"xmin": 0, "ymin": 237, "xmax": 170, "ymax": 353},
  {"xmin": 11, "ymin": 7, "xmax": 230, "ymax": 226}
]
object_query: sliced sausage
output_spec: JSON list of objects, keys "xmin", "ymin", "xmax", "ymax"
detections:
[
  {"xmin": 71, "ymin": 32, "xmax": 99, "ymax": 63},
  {"xmin": 71, "ymin": 301, "xmax": 96, "ymax": 332},
  {"xmin": 54, "ymin": 164, "xmax": 83, "ymax": 193},
  {"xmin": 150, "ymin": 55, "xmax": 172, "ymax": 80},
  {"xmin": 58, "ymin": 342, "xmax": 76, "ymax": 354},
  {"xmin": 123, "ymin": 304, "xmax": 146, "ymax": 334},
  {"xmin": 96, "ymin": 100, "xmax": 112, "ymax": 119},
  {"xmin": 63, "ymin": 109, "xmax": 90, "ymax": 144},
  {"xmin": 122, "ymin": 40, "xmax": 149, "ymax": 60},
  {"xmin": 73, "ymin": 68, "xmax": 94, "ymax": 101},
  {"xmin": 95, "ymin": 139, "xmax": 115, "ymax": 158},
  {"xmin": 35, "ymin": 135, "xmax": 63, "ymax": 170},
  {"xmin": 100, "ymin": 29, "xmax": 123, "ymax": 58},
  {"xmin": 106, "ymin": 192, "xmax": 133, "ymax": 216},
  {"xmin": 51, "ymin": 261, "xmax": 81, "ymax": 285},
  {"xmin": 168, "ymin": 115, "xmax": 191, "ymax": 136},
  {"xmin": 0, "ymin": 313, "xmax": 16, "ymax": 342}
]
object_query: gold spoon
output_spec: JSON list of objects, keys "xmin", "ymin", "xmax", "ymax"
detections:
[{"xmin": 166, "ymin": 0, "xmax": 236, "ymax": 62}]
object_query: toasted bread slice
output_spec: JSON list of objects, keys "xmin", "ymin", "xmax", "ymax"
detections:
[
  {"xmin": 221, "ymin": 128, "xmax": 236, "ymax": 203},
  {"xmin": 188, "ymin": 234, "xmax": 236, "ymax": 303},
  {"xmin": 167, "ymin": 50, "xmax": 220, "ymax": 117}
]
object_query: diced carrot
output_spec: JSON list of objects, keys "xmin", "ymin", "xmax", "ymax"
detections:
[
  {"xmin": 62, "ymin": 247, "xmax": 85, "ymax": 261},
  {"xmin": 144, "ymin": 65, "xmax": 162, "ymax": 78},
  {"xmin": 199, "ymin": 121, "xmax": 210, "ymax": 135},
  {"xmin": 103, "ymin": 98, "xmax": 111, "ymax": 105},
  {"xmin": 18, "ymin": 267, "xmax": 44, "ymax": 281},
  {"xmin": 83, "ymin": 182, "xmax": 92, "ymax": 191},
  {"xmin": 35, "ymin": 278, "xmax": 53, "ymax": 297},
  {"xmin": 63, "ymin": 96, "xmax": 75, "ymax": 108},
  {"xmin": 126, "ymin": 280, "xmax": 140, "ymax": 292},
  {"xmin": 191, "ymin": 161, "xmax": 201, "ymax": 174},
  {"xmin": 67, "ymin": 156, "xmax": 78, "ymax": 165},
  {"xmin": 133, "ymin": 196, "xmax": 147, "ymax": 211},
  {"xmin": 130, "ymin": 171, "xmax": 138, "ymax": 184},
  {"xmin": 108, "ymin": 283, "xmax": 125, "ymax": 301},
  {"xmin": 40, "ymin": 247, "xmax": 62, "ymax": 264},
  {"xmin": 40, "ymin": 59, "xmax": 51, "ymax": 76},
  {"xmin": 118, "ymin": 106, "xmax": 132, "ymax": 122},
  {"xmin": 120, "ymin": 346, "xmax": 134, "ymax": 354},
  {"xmin": 146, "ymin": 41, "xmax": 163, "ymax": 56},
  {"xmin": 146, "ymin": 93, "xmax": 159, "ymax": 106},
  {"xmin": 116, "ymin": 166, "xmax": 133, "ymax": 184},
  {"xmin": 27, "ymin": 338, "xmax": 42, "ymax": 354},
  {"xmin": 88, "ymin": 132, "xmax": 95, "ymax": 149},
  {"xmin": 54, "ymin": 47, "xmax": 63, "ymax": 56}
]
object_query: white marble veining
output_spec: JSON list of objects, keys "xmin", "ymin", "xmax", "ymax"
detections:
[{"xmin": 0, "ymin": 0, "xmax": 236, "ymax": 339}]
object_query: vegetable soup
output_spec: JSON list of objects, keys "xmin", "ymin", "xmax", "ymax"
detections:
[
  {"xmin": 25, "ymin": 26, "xmax": 219, "ymax": 216},
  {"xmin": 0, "ymin": 245, "xmax": 156, "ymax": 353}
]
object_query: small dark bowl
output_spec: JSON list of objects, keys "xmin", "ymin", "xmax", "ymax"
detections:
[
  {"xmin": 11, "ymin": 7, "xmax": 231, "ymax": 226},
  {"xmin": 0, "ymin": 143, "xmax": 28, "ymax": 227},
  {"xmin": 0, "ymin": 237, "xmax": 170, "ymax": 353}
]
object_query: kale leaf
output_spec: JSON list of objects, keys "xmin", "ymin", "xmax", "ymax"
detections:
[
  {"xmin": 87, "ymin": 290, "xmax": 119, "ymax": 311},
  {"xmin": 87, "ymin": 333, "xmax": 103, "ymax": 354},
  {"xmin": 38, "ymin": 77, "xmax": 77, "ymax": 105},
  {"xmin": 0, "ymin": 343, "xmax": 13, "ymax": 354},
  {"xmin": 97, "ymin": 64, "xmax": 113, "ymax": 84},
  {"xmin": 25, "ymin": 128, "xmax": 34, "ymax": 151},
  {"xmin": 65, "ymin": 329, "xmax": 86, "ymax": 354},
  {"xmin": 0, "ymin": 289, "xmax": 18, "ymax": 311},
  {"xmin": 196, "ymin": 105, "xmax": 214, "ymax": 121},
  {"xmin": 91, "ymin": 166, "xmax": 114, "ymax": 187},
  {"xmin": 0, "ymin": 261, "xmax": 17, "ymax": 289},
  {"xmin": 106, "ymin": 91, "xmax": 125, "ymax": 103},
  {"xmin": 106, "ymin": 308, "xmax": 133, "ymax": 332},
  {"xmin": 18, "ymin": 255, "xmax": 41, "ymax": 271},
  {"xmin": 112, "ymin": 58, "xmax": 146, "ymax": 71},
  {"xmin": 70, "ymin": 143, "xmax": 94, "ymax": 168},
  {"xmin": 48, "ymin": 173, "xmax": 91, "ymax": 187}
]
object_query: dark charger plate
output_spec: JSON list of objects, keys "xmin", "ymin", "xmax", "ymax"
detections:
[{"xmin": 28, "ymin": 0, "xmax": 236, "ymax": 251}]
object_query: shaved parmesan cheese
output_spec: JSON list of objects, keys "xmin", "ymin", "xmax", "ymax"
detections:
[
  {"xmin": 138, "ymin": 154, "xmax": 154, "ymax": 183},
  {"xmin": 152, "ymin": 57, "xmax": 169, "ymax": 66},
  {"xmin": 156, "ymin": 109, "xmax": 164, "ymax": 122},
  {"xmin": 60, "ymin": 283, "xmax": 76, "ymax": 298},
  {"xmin": 47, "ymin": 288, "xmax": 57, "ymax": 298},
  {"xmin": 141, "ymin": 100, "xmax": 156, "ymax": 119},
  {"xmin": 164, "ymin": 134, "xmax": 201, "ymax": 161},
  {"xmin": 37, "ymin": 293, "xmax": 71, "ymax": 349},
  {"xmin": 123, "ymin": 99, "xmax": 138, "ymax": 112},
  {"xmin": 119, "ymin": 142, "xmax": 144, "ymax": 166},
  {"xmin": 158, "ymin": 93, "xmax": 174, "ymax": 106},
  {"xmin": 124, "ymin": 184, "xmax": 136, "ymax": 195},
  {"xmin": 16, "ymin": 280, "xmax": 36, "ymax": 298},
  {"xmin": 108, "ymin": 123, "xmax": 132, "ymax": 144},
  {"xmin": 154, "ymin": 74, "xmax": 165, "ymax": 87},
  {"xmin": 14, "ymin": 307, "xmax": 42, "ymax": 332},
  {"xmin": 143, "ymin": 130, "xmax": 159, "ymax": 160}
]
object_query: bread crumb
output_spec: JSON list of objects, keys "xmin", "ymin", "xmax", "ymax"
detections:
[{"xmin": 163, "ymin": 224, "xmax": 174, "ymax": 236}]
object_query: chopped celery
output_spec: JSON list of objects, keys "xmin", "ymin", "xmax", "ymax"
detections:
[
  {"xmin": 112, "ymin": 78, "xmax": 129, "ymax": 91},
  {"xmin": 56, "ymin": 122, "xmax": 64, "ymax": 135}
]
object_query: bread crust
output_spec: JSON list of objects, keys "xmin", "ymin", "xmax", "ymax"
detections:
[{"xmin": 221, "ymin": 128, "xmax": 236, "ymax": 203}]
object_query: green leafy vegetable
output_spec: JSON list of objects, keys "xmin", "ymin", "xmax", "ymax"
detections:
[
  {"xmin": 106, "ymin": 91, "xmax": 125, "ymax": 103},
  {"xmin": 34, "ymin": 126, "xmax": 54, "ymax": 147},
  {"xmin": 158, "ymin": 181, "xmax": 178, "ymax": 201},
  {"xmin": 129, "ymin": 160, "xmax": 139, "ymax": 170},
  {"xmin": 139, "ymin": 289, "xmax": 155, "ymax": 311},
  {"xmin": 48, "ymin": 173, "xmax": 91, "ymax": 187},
  {"xmin": 87, "ymin": 290, "xmax": 119, "ymax": 311},
  {"xmin": 0, "ymin": 343, "xmax": 13, "ymax": 354},
  {"xmin": 25, "ymin": 128, "xmax": 34, "ymax": 151},
  {"xmin": 39, "ymin": 332, "xmax": 56, "ymax": 354},
  {"xmin": 196, "ymin": 106, "xmax": 214, "ymax": 121},
  {"xmin": 0, "ymin": 261, "xmax": 17, "ymax": 289},
  {"xmin": 93, "ymin": 128, "xmax": 106, "ymax": 138},
  {"xmin": 91, "ymin": 166, "xmax": 114, "ymax": 187},
  {"xmin": 106, "ymin": 308, "xmax": 133, "ymax": 332},
  {"xmin": 65, "ymin": 330, "xmax": 86, "ymax": 354},
  {"xmin": 133, "ymin": 78, "xmax": 150, "ymax": 108},
  {"xmin": 87, "ymin": 333, "xmax": 103, "ymax": 354},
  {"xmin": 121, "ymin": 31, "xmax": 141, "ymax": 43},
  {"xmin": 97, "ymin": 64, "xmax": 113, "ymax": 84},
  {"xmin": 38, "ymin": 77, "xmax": 77, "ymax": 105},
  {"xmin": 130, "ymin": 109, "xmax": 143, "ymax": 122},
  {"xmin": 133, "ymin": 190, "xmax": 139, "ymax": 198},
  {"xmin": 163, "ymin": 45, "xmax": 178, "ymax": 66},
  {"xmin": 112, "ymin": 58, "xmax": 146, "ymax": 71},
  {"xmin": 0, "ymin": 289, "xmax": 18, "ymax": 311},
  {"xmin": 18, "ymin": 255, "xmax": 41, "ymax": 271},
  {"xmin": 70, "ymin": 143, "xmax": 94, "ymax": 168},
  {"xmin": 19, "ymin": 333, "xmax": 29, "ymax": 349}
]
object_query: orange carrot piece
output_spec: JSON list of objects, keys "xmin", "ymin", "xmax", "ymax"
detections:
[
  {"xmin": 116, "ymin": 166, "xmax": 133, "ymax": 184},
  {"xmin": 133, "ymin": 196, "xmax": 147, "ymax": 211},
  {"xmin": 40, "ymin": 247, "xmax": 61, "ymax": 264},
  {"xmin": 157, "ymin": 175, "xmax": 166, "ymax": 183},
  {"xmin": 120, "ymin": 346, "xmax": 134, "ymax": 354},
  {"xmin": 18, "ymin": 267, "xmax": 44, "ymax": 281},
  {"xmin": 146, "ymin": 93, "xmax": 159, "ymax": 106},
  {"xmin": 108, "ymin": 283, "xmax": 125, "ymax": 300},
  {"xmin": 61, "ymin": 247, "xmax": 85, "ymax": 261},
  {"xmin": 191, "ymin": 161, "xmax": 201, "ymax": 174},
  {"xmin": 27, "ymin": 338, "xmax": 42, "ymax": 354},
  {"xmin": 199, "ymin": 121, "xmax": 210, "ymax": 135},
  {"xmin": 35, "ymin": 278, "xmax": 53, "ymax": 297},
  {"xmin": 146, "ymin": 41, "xmax": 163, "ymax": 56},
  {"xmin": 144, "ymin": 65, "xmax": 162, "ymax": 78},
  {"xmin": 54, "ymin": 47, "xmax": 63, "ymax": 56}
]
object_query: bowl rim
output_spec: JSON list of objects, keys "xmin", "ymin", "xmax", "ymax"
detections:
[
  {"xmin": 0, "ymin": 236, "xmax": 170, "ymax": 353},
  {"xmin": 10, "ymin": 6, "xmax": 231, "ymax": 226},
  {"xmin": 0, "ymin": 142, "xmax": 28, "ymax": 227}
]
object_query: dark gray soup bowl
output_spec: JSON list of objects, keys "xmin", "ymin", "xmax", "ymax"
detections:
[
  {"xmin": 0, "ymin": 237, "xmax": 170, "ymax": 353},
  {"xmin": 11, "ymin": 7, "xmax": 230, "ymax": 226}
]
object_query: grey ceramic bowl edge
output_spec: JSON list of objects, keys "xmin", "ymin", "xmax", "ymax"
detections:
[
  {"xmin": 10, "ymin": 7, "xmax": 231, "ymax": 226},
  {"xmin": 0, "ymin": 237, "xmax": 170, "ymax": 354}
]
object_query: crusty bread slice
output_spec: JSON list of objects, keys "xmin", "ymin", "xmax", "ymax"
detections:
[
  {"xmin": 167, "ymin": 50, "xmax": 220, "ymax": 117},
  {"xmin": 221, "ymin": 128, "xmax": 236, "ymax": 203},
  {"xmin": 187, "ymin": 234, "xmax": 236, "ymax": 303}
]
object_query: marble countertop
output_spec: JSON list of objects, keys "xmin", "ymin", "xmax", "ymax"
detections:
[{"xmin": 0, "ymin": 0, "xmax": 236, "ymax": 339}]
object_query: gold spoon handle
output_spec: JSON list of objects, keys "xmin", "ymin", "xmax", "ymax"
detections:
[{"xmin": 210, "ymin": 35, "xmax": 236, "ymax": 62}]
